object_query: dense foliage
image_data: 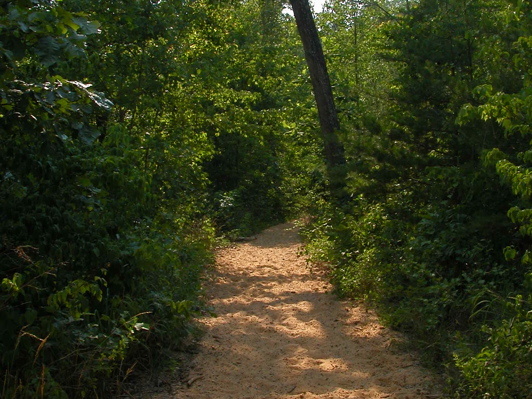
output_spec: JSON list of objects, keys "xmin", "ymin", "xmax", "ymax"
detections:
[
  {"xmin": 1, "ymin": 0, "xmax": 530, "ymax": 397},
  {"xmin": 302, "ymin": 0, "xmax": 531, "ymax": 396},
  {"xmin": 0, "ymin": 1, "xmax": 215, "ymax": 397},
  {"xmin": 0, "ymin": 0, "xmax": 314, "ymax": 397}
]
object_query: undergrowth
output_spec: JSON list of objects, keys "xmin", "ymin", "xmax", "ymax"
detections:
[{"xmin": 300, "ymin": 197, "xmax": 531, "ymax": 398}]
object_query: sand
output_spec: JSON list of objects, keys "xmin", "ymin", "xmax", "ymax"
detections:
[{"xmin": 147, "ymin": 222, "xmax": 442, "ymax": 399}]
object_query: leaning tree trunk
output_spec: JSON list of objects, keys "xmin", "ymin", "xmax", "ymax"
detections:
[{"xmin": 289, "ymin": 0, "xmax": 347, "ymax": 198}]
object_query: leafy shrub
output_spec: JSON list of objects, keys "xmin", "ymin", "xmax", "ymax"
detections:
[
  {"xmin": 0, "ymin": 2, "xmax": 216, "ymax": 397},
  {"xmin": 455, "ymin": 284, "xmax": 532, "ymax": 398}
]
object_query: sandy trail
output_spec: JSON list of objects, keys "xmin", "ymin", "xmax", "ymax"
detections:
[{"xmin": 151, "ymin": 223, "xmax": 441, "ymax": 399}]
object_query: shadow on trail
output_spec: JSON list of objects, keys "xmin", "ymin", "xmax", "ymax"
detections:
[
  {"xmin": 200, "ymin": 259, "xmax": 430, "ymax": 398},
  {"xmin": 246, "ymin": 222, "xmax": 302, "ymax": 248}
]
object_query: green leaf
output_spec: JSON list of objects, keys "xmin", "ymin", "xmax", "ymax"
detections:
[
  {"xmin": 35, "ymin": 36, "xmax": 60, "ymax": 67},
  {"xmin": 504, "ymin": 246, "xmax": 517, "ymax": 261},
  {"xmin": 77, "ymin": 124, "xmax": 101, "ymax": 145},
  {"xmin": 72, "ymin": 17, "xmax": 101, "ymax": 35}
]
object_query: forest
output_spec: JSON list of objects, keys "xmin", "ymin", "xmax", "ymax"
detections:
[{"xmin": 0, "ymin": 0, "xmax": 530, "ymax": 397}]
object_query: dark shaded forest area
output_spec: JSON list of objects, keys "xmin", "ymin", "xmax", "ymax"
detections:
[{"xmin": 1, "ymin": 0, "xmax": 530, "ymax": 397}]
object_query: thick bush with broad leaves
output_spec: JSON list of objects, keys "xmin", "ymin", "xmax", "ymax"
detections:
[
  {"xmin": 302, "ymin": 0, "xmax": 531, "ymax": 396},
  {"xmin": 1, "ymin": 1, "xmax": 214, "ymax": 397}
]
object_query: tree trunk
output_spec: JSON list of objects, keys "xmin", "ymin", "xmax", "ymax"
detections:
[{"xmin": 289, "ymin": 0, "xmax": 347, "ymax": 197}]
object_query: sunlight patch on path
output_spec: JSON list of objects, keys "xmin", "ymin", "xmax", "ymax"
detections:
[{"xmin": 146, "ymin": 223, "xmax": 442, "ymax": 399}]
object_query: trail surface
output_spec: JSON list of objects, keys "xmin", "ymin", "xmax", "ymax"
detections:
[{"xmin": 151, "ymin": 223, "xmax": 441, "ymax": 399}]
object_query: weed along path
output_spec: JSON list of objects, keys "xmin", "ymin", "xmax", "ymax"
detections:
[{"xmin": 151, "ymin": 223, "xmax": 441, "ymax": 399}]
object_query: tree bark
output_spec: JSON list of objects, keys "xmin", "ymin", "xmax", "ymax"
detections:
[{"xmin": 289, "ymin": 0, "xmax": 347, "ymax": 196}]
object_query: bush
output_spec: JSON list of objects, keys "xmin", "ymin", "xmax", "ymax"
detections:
[{"xmin": 455, "ymin": 285, "xmax": 532, "ymax": 398}]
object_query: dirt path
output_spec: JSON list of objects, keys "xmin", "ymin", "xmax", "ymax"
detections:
[{"xmin": 150, "ymin": 223, "xmax": 441, "ymax": 399}]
